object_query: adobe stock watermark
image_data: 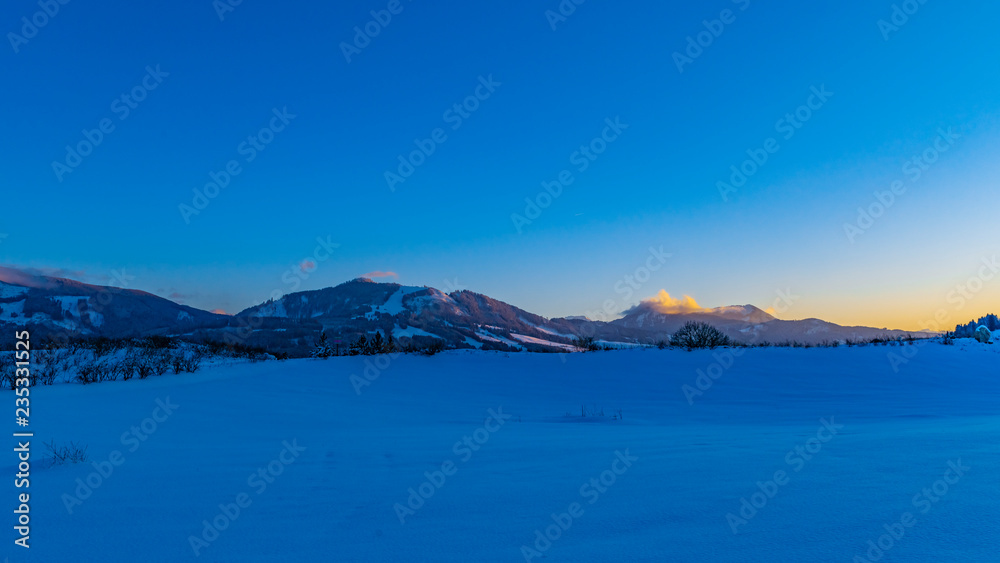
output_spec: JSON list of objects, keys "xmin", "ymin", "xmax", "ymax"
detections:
[
  {"xmin": 385, "ymin": 75, "xmax": 501, "ymax": 192},
  {"xmin": 7, "ymin": 0, "xmax": 72, "ymax": 54},
  {"xmin": 189, "ymin": 439, "xmax": 306, "ymax": 557},
  {"xmin": 673, "ymin": 0, "xmax": 751, "ymax": 73},
  {"xmin": 213, "ymin": 0, "xmax": 246, "ymax": 22},
  {"xmin": 843, "ymin": 127, "xmax": 960, "ymax": 243},
  {"xmin": 877, "ymin": 0, "xmax": 931, "ymax": 41},
  {"xmin": 61, "ymin": 397, "xmax": 179, "ymax": 514},
  {"xmin": 340, "ymin": 0, "xmax": 414, "ymax": 63},
  {"xmin": 520, "ymin": 449, "xmax": 638, "ymax": 562},
  {"xmin": 394, "ymin": 407, "xmax": 512, "ymax": 524},
  {"xmin": 511, "ymin": 116, "xmax": 628, "ymax": 233},
  {"xmin": 851, "ymin": 459, "xmax": 968, "ymax": 562},
  {"xmin": 52, "ymin": 65, "xmax": 169, "ymax": 183},
  {"xmin": 718, "ymin": 85, "xmax": 833, "ymax": 201},
  {"xmin": 276, "ymin": 236, "xmax": 341, "ymax": 296},
  {"xmin": 43, "ymin": 268, "xmax": 136, "ymax": 348},
  {"xmin": 726, "ymin": 417, "xmax": 844, "ymax": 533},
  {"xmin": 179, "ymin": 107, "xmax": 296, "ymax": 224},
  {"xmin": 578, "ymin": 245, "xmax": 673, "ymax": 323},
  {"xmin": 544, "ymin": 0, "xmax": 586, "ymax": 31},
  {"xmin": 888, "ymin": 255, "xmax": 998, "ymax": 372},
  {"xmin": 226, "ymin": 236, "xmax": 340, "ymax": 348},
  {"xmin": 681, "ymin": 288, "xmax": 800, "ymax": 405},
  {"xmin": 348, "ymin": 335, "xmax": 415, "ymax": 395}
]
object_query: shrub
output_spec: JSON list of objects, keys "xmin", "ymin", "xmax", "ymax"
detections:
[
  {"xmin": 0, "ymin": 359, "xmax": 16, "ymax": 390},
  {"xmin": 574, "ymin": 336, "xmax": 600, "ymax": 352},
  {"xmin": 670, "ymin": 321, "xmax": 732, "ymax": 350},
  {"xmin": 45, "ymin": 440, "xmax": 88, "ymax": 465},
  {"xmin": 975, "ymin": 325, "xmax": 992, "ymax": 344},
  {"xmin": 180, "ymin": 350, "xmax": 203, "ymax": 373},
  {"xmin": 421, "ymin": 340, "xmax": 446, "ymax": 356}
]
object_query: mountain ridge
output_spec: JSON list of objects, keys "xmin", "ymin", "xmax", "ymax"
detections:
[{"xmin": 0, "ymin": 268, "xmax": 926, "ymax": 354}]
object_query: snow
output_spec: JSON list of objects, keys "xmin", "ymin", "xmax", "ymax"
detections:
[
  {"xmin": 535, "ymin": 325, "xmax": 576, "ymax": 339},
  {"xmin": 519, "ymin": 317, "xmax": 577, "ymax": 340},
  {"xmin": 371, "ymin": 286, "xmax": 424, "ymax": 317},
  {"xmin": 0, "ymin": 300, "xmax": 26, "ymax": 324},
  {"xmin": 253, "ymin": 300, "xmax": 287, "ymax": 318},
  {"xmin": 975, "ymin": 326, "xmax": 991, "ymax": 343},
  {"xmin": 475, "ymin": 330, "xmax": 524, "ymax": 350},
  {"xmin": 0, "ymin": 282, "xmax": 28, "ymax": 298},
  {"xmin": 393, "ymin": 326, "xmax": 441, "ymax": 340},
  {"xmin": 18, "ymin": 343, "xmax": 1000, "ymax": 561},
  {"xmin": 510, "ymin": 333, "xmax": 580, "ymax": 352},
  {"xmin": 408, "ymin": 290, "xmax": 462, "ymax": 315},
  {"xmin": 595, "ymin": 339, "xmax": 644, "ymax": 348}
]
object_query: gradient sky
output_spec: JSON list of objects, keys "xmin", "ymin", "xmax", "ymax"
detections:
[{"xmin": 2, "ymin": 0, "xmax": 998, "ymax": 330}]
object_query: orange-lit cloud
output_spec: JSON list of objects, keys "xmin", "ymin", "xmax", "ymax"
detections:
[
  {"xmin": 642, "ymin": 290, "xmax": 705, "ymax": 314},
  {"xmin": 211, "ymin": 309, "xmax": 229, "ymax": 315},
  {"xmin": 299, "ymin": 259, "xmax": 317, "ymax": 273},
  {"xmin": 363, "ymin": 271, "xmax": 399, "ymax": 279}
]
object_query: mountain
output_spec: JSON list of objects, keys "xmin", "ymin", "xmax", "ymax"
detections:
[
  {"xmin": 0, "ymin": 267, "xmax": 926, "ymax": 354},
  {"xmin": 613, "ymin": 301, "xmax": 918, "ymax": 345},
  {"xmin": 0, "ymin": 267, "xmax": 227, "ymax": 342},
  {"xmin": 234, "ymin": 278, "xmax": 593, "ymax": 354},
  {"xmin": 236, "ymin": 279, "xmax": 923, "ymax": 354}
]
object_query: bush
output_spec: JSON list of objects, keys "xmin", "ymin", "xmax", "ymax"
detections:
[
  {"xmin": 421, "ymin": 340, "xmax": 446, "ymax": 356},
  {"xmin": 574, "ymin": 336, "xmax": 600, "ymax": 352},
  {"xmin": 670, "ymin": 321, "xmax": 732, "ymax": 350},
  {"xmin": 975, "ymin": 326, "xmax": 992, "ymax": 344},
  {"xmin": 45, "ymin": 440, "xmax": 88, "ymax": 465},
  {"xmin": 0, "ymin": 359, "xmax": 16, "ymax": 390}
]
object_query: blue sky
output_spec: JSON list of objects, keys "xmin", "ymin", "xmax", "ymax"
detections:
[{"xmin": 2, "ymin": 0, "xmax": 999, "ymax": 329}]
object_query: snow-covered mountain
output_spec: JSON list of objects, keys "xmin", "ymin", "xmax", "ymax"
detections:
[
  {"xmin": 0, "ymin": 267, "xmax": 226, "ymax": 341},
  {"xmin": 235, "ymin": 278, "xmax": 596, "ymax": 353},
  {"xmin": 235, "ymin": 278, "xmax": 923, "ymax": 354},
  {"xmin": 613, "ymin": 301, "xmax": 917, "ymax": 345},
  {"xmin": 0, "ymin": 267, "xmax": 924, "ymax": 353}
]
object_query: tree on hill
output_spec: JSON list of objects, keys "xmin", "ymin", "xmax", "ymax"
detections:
[
  {"xmin": 312, "ymin": 331, "xmax": 333, "ymax": 359},
  {"xmin": 350, "ymin": 335, "xmax": 368, "ymax": 356},
  {"xmin": 954, "ymin": 314, "xmax": 1000, "ymax": 336}
]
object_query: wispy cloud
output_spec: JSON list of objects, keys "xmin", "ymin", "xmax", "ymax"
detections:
[
  {"xmin": 363, "ymin": 271, "xmax": 399, "ymax": 279},
  {"xmin": 0, "ymin": 264, "xmax": 91, "ymax": 286}
]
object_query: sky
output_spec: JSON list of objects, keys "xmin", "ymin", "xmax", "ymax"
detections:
[{"xmin": 1, "ymin": 0, "xmax": 998, "ymax": 331}]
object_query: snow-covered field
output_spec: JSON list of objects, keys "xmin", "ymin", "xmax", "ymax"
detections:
[{"xmin": 9, "ymin": 341, "xmax": 999, "ymax": 562}]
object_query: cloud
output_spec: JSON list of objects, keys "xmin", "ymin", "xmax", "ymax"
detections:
[
  {"xmin": 362, "ymin": 271, "xmax": 399, "ymax": 279},
  {"xmin": 19, "ymin": 266, "xmax": 89, "ymax": 281},
  {"xmin": 0, "ymin": 265, "xmax": 91, "ymax": 288},
  {"xmin": 299, "ymin": 259, "xmax": 317, "ymax": 273},
  {"xmin": 640, "ymin": 290, "xmax": 705, "ymax": 314},
  {"xmin": 211, "ymin": 309, "xmax": 229, "ymax": 316}
]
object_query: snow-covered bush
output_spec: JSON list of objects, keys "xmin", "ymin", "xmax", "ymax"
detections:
[
  {"xmin": 0, "ymin": 358, "xmax": 15, "ymax": 390},
  {"xmin": 975, "ymin": 325, "xmax": 992, "ymax": 344}
]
